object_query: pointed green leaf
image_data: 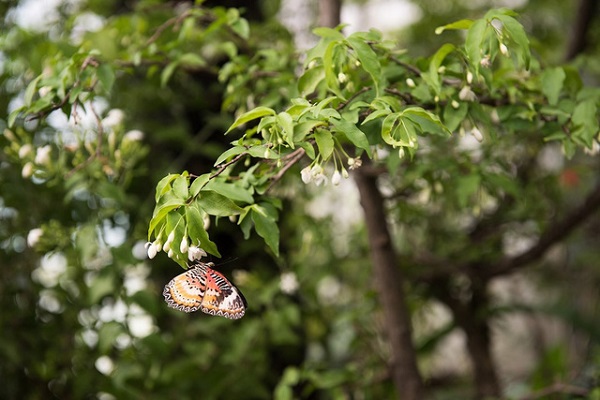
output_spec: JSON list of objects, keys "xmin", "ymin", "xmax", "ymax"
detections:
[
  {"xmin": 24, "ymin": 75, "xmax": 42, "ymax": 107},
  {"xmin": 332, "ymin": 119, "xmax": 372, "ymax": 157},
  {"xmin": 189, "ymin": 173, "xmax": 210, "ymax": 198},
  {"xmin": 225, "ymin": 107, "xmax": 276, "ymax": 134},
  {"xmin": 214, "ymin": 146, "xmax": 247, "ymax": 166},
  {"xmin": 541, "ymin": 67, "xmax": 565, "ymax": 106},
  {"xmin": 97, "ymin": 64, "xmax": 115, "ymax": 93},
  {"xmin": 198, "ymin": 190, "xmax": 243, "ymax": 216},
  {"xmin": 314, "ymin": 129, "xmax": 334, "ymax": 160},
  {"xmin": 277, "ymin": 112, "xmax": 295, "ymax": 147},
  {"xmin": 465, "ymin": 19, "xmax": 487, "ymax": 72},
  {"xmin": 347, "ymin": 35, "xmax": 382, "ymax": 95},
  {"xmin": 435, "ymin": 19, "xmax": 473, "ymax": 35},
  {"xmin": 251, "ymin": 205, "xmax": 279, "ymax": 256},
  {"xmin": 204, "ymin": 180, "xmax": 254, "ymax": 204},
  {"xmin": 186, "ymin": 202, "xmax": 221, "ymax": 257}
]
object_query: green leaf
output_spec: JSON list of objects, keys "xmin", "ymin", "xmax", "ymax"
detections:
[
  {"xmin": 381, "ymin": 112, "xmax": 403, "ymax": 147},
  {"xmin": 277, "ymin": 112, "xmax": 295, "ymax": 147},
  {"xmin": 362, "ymin": 108, "xmax": 390, "ymax": 125},
  {"xmin": 331, "ymin": 119, "xmax": 372, "ymax": 157},
  {"xmin": 314, "ymin": 129, "xmax": 334, "ymax": 160},
  {"xmin": 435, "ymin": 19, "xmax": 473, "ymax": 35},
  {"xmin": 402, "ymin": 107, "xmax": 451, "ymax": 136},
  {"xmin": 443, "ymin": 102, "xmax": 469, "ymax": 132},
  {"xmin": 161, "ymin": 61, "xmax": 179, "ymax": 87},
  {"xmin": 214, "ymin": 146, "xmax": 247, "ymax": 166},
  {"xmin": 97, "ymin": 63, "xmax": 115, "ymax": 93},
  {"xmin": 312, "ymin": 27, "xmax": 345, "ymax": 40},
  {"xmin": 323, "ymin": 41, "xmax": 345, "ymax": 100},
  {"xmin": 172, "ymin": 175, "xmax": 189, "ymax": 200},
  {"xmin": 298, "ymin": 65, "xmax": 325, "ymax": 96},
  {"xmin": 204, "ymin": 180, "xmax": 254, "ymax": 204},
  {"xmin": 495, "ymin": 14, "xmax": 530, "ymax": 69},
  {"xmin": 293, "ymin": 120, "xmax": 326, "ymax": 142},
  {"xmin": 178, "ymin": 53, "xmax": 206, "ymax": 68},
  {"xmin": 251, "ymin": 204, "xmax": 279, "ymax": 256},
  {"xmin": 155, "ymin": 174, "xmax": 180, "ymax": 202},
  {"xmin": 24, "ymin": 75, "xmax": 42, "ymax": 107},
  {"xmin": 198, "ymin": 190, "xmax": 242, "ymax": 216},
  {"xmin": 225, "ymin": 107, "xmax": 276, "ymax": 134},
  {"xmin": 8, "ymin": 107, "xmax": 23, "ymax": 127},
  {"xmin": 422, "ymin": 43, "xmax": 455, "ymax": 95},
  {"xmin": 299, "ymin": 141, "xmax": 316, "ymax": 159},
  {"xmin": 186, "ymin": 202, "xmax": 221, "ymax": 257},
  {"xmin": 541, "ymin": 67, "xmax": 566, "ymax": 106},
  {"xmin": 347, "ymin": 34, "xmax": 382, "ymax": 95},
  {"xmin": 465, "ymin": 18, "xmax": 487, "ymax": 72},
  {"xmin": 189, "ymin": 173, "xmax": 210, "ymax": 198}
]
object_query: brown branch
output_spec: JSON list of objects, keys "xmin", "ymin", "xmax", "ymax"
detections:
[
  {"xmin": 336, "ymin": 86, "xmax": 371, "ymax": 110},
  {"xmin": 266, "ymin": 147, "xmax": 306, "ymax": 192},
  {"xmin": 518, "ymin": 382, "xmax": 589, "ymax": 400},
  {"xmin": 565, "ymin": 0, "xmax": 599, "ymax": 61},
  {"xmin": 210, "ymin": 151, "xmax": 248, "ymax": 179},
  {"xmin": 482, "ymin": 180, "xmax": 600, "ymax": 278},
  {"xmin": 146, "ymin": 9, "xmax": 192, "ymax": 45}
]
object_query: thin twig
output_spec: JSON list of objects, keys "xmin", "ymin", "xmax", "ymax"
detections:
[
  {"xmin": 337, "ymin": 86, "xmax": 371, "ymax": 110},
  {"xmin": 517, "ymin": 382, "xmax": 589, "ymax": 400},
  {"xmin": 210, "ymin": 152, "xmax": 248, "ymax": 179},
  {"xmin": 266, "ymin": 147, "xmax": 306, "ymax": 192},
  {"xmin": 146, "ymin": 9, "xmax": 192, "ymax": 45}
]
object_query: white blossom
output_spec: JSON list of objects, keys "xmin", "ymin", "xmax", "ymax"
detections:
[
  {"xmin": 34, "ymin": 145, "xmax": 52, "ymax": 165},
  {"xmin": 480, "ymin": 55, "xmax": 491, "ymax": 68},
  {"xmin": 179, "ymin": 236, "xmax": 189, "ymax": 253},
  {"xmin": 145, "ymin": 242, "xmax": 158, "ymax": 259},
  {"xmin": 301, "ymin": 166, "xmax": 312, "ymax": 184},
  {"xmin": 459, "ymin": 86, "xmax": 476, "ymax": 102},
  {"xmin": 280, "ymin": 272, "xmax": 299, "ymax": 294},
  {"xmin": 188, "ymin": 245, "xmax": 207, "ymax": 261},
  {"xmin": 22, "ymin": 162, "xmax": 34, "ymax": 178},
  {"xmin": 18, "ymin": 144, "xmax": 33, "ymax": 159},
  {"xmin": 331, "ymin": 170, "xmax": 341, "ymax": 186},
  {"xmin": 102, "ymin": 109, "xmax": 125, "ymax": 128},
  {"xmin": 123, "ymin": 130, "xmax": 144, "ymax": 142},
  {"xmin": 347, "ymin": 157, "xmax": 362, "ymax": 170},
  {"xmin": 471, "ymin": 127, "xmax": 484, "ymax": 142},
  {"xmin": 27, "ymin": 228, "xmax": 43, "ymax": 247}
]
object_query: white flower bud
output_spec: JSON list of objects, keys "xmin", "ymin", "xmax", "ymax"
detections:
[
  {"xmin": 331, "ymin": 170, "xmax": 341, "ymax": 186},
  {"xmin": 27, "ymin": 228, "xmax": 43, "ymax": 247},
  {"xmin": 179, "ymin": 236, "xmax": 189, "ymax": 253},
  {"xmin": 466, "ymin": 71, "xmax": 473, "ymax": 84},
  {"xmin": 341, "ymin": 168, "xmax": 349, "ymax": 179},
  {"xmin": 451, "ymin": 100, "xmax": 460, "ymax": 109},
  {"xmin": 167, "ymin": 248, "xmax": 174, "ymax": 259},
  {"xmin": 472, "ymin": 127, "xmax": 483, "ymax": 142},
  {"xmin": 203, "ymin": 213, "xmax": 210, "ymax": 230},
  {"xmin": 123, "ymin": 130, "xmax": 144, "ymax": 142},
  {"xmin": 22, "ymin": 162, "xmax": 34, "ymax": 178},
  {"xmin": 34, "ymin": 145, "xmax": 52, "ymax": 165},
  {"xmin": 500, "ymin": 43, "xmax": 509, "ymax": 56},
  {"xmin": 19, "ymin": 144, "xmax": 33, "ymax": 159},
  {"xmin": 145, "ymin": 242, "xmax": 158, "ymax": 259},
  {"xmin": 301, "ymin": 166, "xmax": 312, "ymax": 184},
  {"xmin": 406, "ymin": 78, "xmax": 416, "ymax": 88}
]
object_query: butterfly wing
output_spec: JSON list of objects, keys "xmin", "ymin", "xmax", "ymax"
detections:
[
  {"xmin": 162, "ymin": 264, "xmax": 210, "ymax": 313},
  {"xmin": 200, "ymin": 267, "xmax": 247, "ymax": 320},
  {"xmin": 163, "ymin": 263, "xmax": 246, "ymax": 319}
]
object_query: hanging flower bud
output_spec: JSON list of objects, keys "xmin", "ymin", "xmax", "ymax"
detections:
[
  {"xmin": 180, "ymin": 236, "xmax": 189, "ymax": 254},
  {"xmin": 331, "ymin": 170, "xmax": 341, "ymax": 186}
]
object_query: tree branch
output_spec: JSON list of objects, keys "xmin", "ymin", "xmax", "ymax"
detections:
[{"xmin": 483, "ymin": 180, "xmax": 600, "ymax": 278}]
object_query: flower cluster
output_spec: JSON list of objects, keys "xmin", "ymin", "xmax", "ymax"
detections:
[
  {"xmin": 300, "ymin": 159, "xmax": 354, "ymax": 186},
  {"xmin": 145, "ymin": 232, "xmax": 207, "ymax": 262}
]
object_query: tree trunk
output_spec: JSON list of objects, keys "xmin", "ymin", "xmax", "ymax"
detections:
[
  {"xmin": 432, "ymin": 278, "xmax": 501, "ymax": 399},
  {"xmin": 565, "ymin": 0, "xmax": 599, "ymax": 61},
  {"xmin": 354, "ymin": 169, "xmax": 425, "ymax": 400},
  {"xmin": 318, "ymin": 0, "xmax": 342, "ymax": 28}
]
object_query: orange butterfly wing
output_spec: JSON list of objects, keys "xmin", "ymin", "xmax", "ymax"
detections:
[{"xmin": 163, "ymin": 263, "xmax": 246, "ymax": 319}]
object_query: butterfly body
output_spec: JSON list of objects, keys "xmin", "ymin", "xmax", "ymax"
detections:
[{"xmin": 163, "ymin": 262, "xmax": 246, "ymax": 320}]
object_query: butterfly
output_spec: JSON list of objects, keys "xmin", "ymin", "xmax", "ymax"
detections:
[{"xmin": 163, "ymin": 262, "xmax": 247, "ymax": 320}]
